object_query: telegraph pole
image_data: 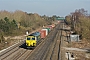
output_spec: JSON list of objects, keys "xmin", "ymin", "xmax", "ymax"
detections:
[{"xmin": 71, "ymin": 15, "xmax": 76, "ymax": 31}]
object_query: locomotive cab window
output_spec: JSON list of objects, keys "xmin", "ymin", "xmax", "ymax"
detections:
[
  {"xmin": 32, "ymin": 38, "xmax": 35, "ymax": 40},
  {"xmin": 27, "ymin": 38, "xmax": 30, "ymax": 40}
]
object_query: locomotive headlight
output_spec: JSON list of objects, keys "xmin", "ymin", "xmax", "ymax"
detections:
[{"xmin": 26, "ymin": 43, "xmax": 28, "ymax": 45}]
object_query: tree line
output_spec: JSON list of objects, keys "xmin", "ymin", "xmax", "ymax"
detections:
[{"xmin": 66, "ymin": 8, "xmax": 90, "ymax": 40}]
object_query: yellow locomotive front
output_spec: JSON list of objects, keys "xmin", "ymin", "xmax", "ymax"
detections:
[
  {"xmin": 26, "ymin": 32, "xmax": 41, "ymax": 48},
  {"xmin": 26, "ymin": 36, "xmax": 36, "ymax": 47}
]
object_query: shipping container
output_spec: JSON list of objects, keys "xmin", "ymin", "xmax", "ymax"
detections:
[
  {"xmin": 42, "ymin": 28, "xmax": 48, "ymax": 35},
  {"xmin": 46, "ymin": 28, "xmax": 51, "ymax": 32},
  {"xmin": 39, "ymin": 30, "xmax": 46, "ymax": 39}
]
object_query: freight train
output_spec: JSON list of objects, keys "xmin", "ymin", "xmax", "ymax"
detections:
[{"xmin": 25, "ymin": 24, "xmax": 56, "ymax": 48}]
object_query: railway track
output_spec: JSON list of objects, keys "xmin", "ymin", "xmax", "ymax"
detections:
[
  {"xmin": 50, "ymin": 26, "xmax": 62, "ymax": 60},
  {"xmin": 42, "ymin": 22, "xmax": 63, "ymax": 60},
  {"xmin": 0, "ymin": 39, "xmax": 42, "ymax": 60},
  {"xmin": 0, "ymin": 40, "xmax": 25, "ymax": 60}
]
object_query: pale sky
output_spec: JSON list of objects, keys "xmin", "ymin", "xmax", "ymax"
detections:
[{"xmin": 0, "ymin": 0, "xmax": 90, "ymax": 17}]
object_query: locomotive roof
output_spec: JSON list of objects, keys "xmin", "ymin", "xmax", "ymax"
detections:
[{"xmin": 28, "ymin": 32, "xmax": 40, "ymax": 36}]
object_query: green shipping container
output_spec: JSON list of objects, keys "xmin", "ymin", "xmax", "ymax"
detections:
[{"xmin": 46, "ymin": 28, "xmax": 51, "ymax": 32}]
